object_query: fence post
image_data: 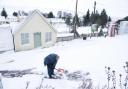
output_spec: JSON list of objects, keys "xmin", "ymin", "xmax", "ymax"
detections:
[{"xmin": 0, "ymin": 74, "xmax": 3, "ymax": 89}]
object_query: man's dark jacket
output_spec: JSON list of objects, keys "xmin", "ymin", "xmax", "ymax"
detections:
[{"xmin": 44, "ymin": 53, "xmax": 58, "ymax": 68}]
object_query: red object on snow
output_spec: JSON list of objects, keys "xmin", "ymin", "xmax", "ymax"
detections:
[{"xmin": 55, "ymin": 68, "xmax": 65, "ymax": 74}]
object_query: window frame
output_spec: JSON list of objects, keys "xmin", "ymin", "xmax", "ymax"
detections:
[
  {"xmin": 21, "ymin": 33, "xmax": 29, "ymax": 45},
  {"xmin": 45, "ymin": 32, "xmax": 52, "ymax": 42}
]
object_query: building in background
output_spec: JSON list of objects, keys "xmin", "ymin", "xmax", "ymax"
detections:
[{"xmin": 0, "ymin": 10, "xmax": 57, "ymax": 52}]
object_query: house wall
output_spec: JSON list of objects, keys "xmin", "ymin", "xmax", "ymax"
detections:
[
  {"xmin": 14, "ymin": 12, "xmax": 57, "ymax": 51},
  {"xmin": 119, "ymin": 21, "xmax": 128, "ymax": 34},
  {"xmin": 0, "ymin": 28, "xmax": 14, "ymax": 52}
]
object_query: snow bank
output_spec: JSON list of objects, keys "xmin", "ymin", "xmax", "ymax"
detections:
[{"xmin": 0, "ymin": 26, "xmax": 14, "ymax": 52}]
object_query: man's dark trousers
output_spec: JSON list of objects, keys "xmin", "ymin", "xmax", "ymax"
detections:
[{"xmin": 47, "ymin": 64, "xmax": 54, "ymax": 78}]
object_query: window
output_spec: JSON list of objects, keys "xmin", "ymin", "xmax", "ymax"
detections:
[
  {"xmin": 45, "ymin": 32, "xmax": 52, "ymax": 42},
  {"xmin": 21, "ymin": 33, "xmax": 29, "ymax": 45}
]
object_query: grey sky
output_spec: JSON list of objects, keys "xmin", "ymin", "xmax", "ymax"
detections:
[{"xmin": 0, "ymin": 0, "xmax": 128, "ymax": 18}]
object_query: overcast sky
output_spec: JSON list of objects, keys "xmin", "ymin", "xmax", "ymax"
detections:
[{"xmin": 0, "ymin": 0, "xmax": 128, "ymax": 18}]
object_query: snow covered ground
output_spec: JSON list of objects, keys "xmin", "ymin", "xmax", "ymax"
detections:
[{"xmin": 0, "ymin": 34, "xmax": 128, "ymax": 89}]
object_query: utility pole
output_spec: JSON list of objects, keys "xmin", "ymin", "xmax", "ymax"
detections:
[
  {"xmin": 93, "ymin": 1, "xmax": 96, "ymax": 24},
  {"xmin": 73, "ymin": 0, "xmax": 80, "ymax": 38},
  {"xmin": 94, "ymin": 1, "xmax": 96, "ymax": 15},
  {"xmin": 90, "ymin": 1, "xmax": 96, "ymax": 37}
]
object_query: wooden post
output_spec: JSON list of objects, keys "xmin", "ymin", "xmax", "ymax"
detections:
[
  {"xmin": 93, "ymin": 1, "xmax": 96, "ymax": 24},
  {"xmin": 0, "ymin": 74, "xmax": 3, "ymax": 89},
  {"xmin": 74, "ymin": 0, "xmax": 80, "ymax": 38}
]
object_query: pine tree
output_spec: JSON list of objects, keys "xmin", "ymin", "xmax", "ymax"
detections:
[
  {"xmin": 1, "ymin": 8, "xmax": 8, "ymax": 19},
  {"xmin": 124, "ymin": 16, "xmax": 128, "ymax": 20},
  {"xmin": 83, "ymin": 9, "xmax": 90, "ymax": 26},
  {"xmin": 65, "ymin": 16, "xmax": 71, "ymax": 25},
  {"xmin": 13, "ymin": 12, "xmax": 18, "ymax": 17},
  {"xmin": 48, "ymin": 12, "xmax": 54, "ymax": 18},
  {"xmin": 100, "ymin": 9, "xmax": 108, "ymax": 28},
  {"xmin": 95, "ymin": 10, "xmax": 101, "ymax": 25},
  {"xmin": 90, "ymin": 12, "xmax": 95, "ymax": 24},
  {"xmin": 108, "ymin": 16, "xmax": 111, "ymax": 22}
]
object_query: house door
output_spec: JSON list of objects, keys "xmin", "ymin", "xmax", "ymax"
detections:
[{"xmin": 34, "ymin": 32, "xmax": 41, "ymax": 48}]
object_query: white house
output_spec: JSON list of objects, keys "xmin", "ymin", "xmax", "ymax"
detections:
[{"xmin": 12, "ymin": 10, "xmax": 57, "ymax": 51}]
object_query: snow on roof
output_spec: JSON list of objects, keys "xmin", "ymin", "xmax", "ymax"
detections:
[
  {"xmin": 57, "ymin": 32, "xmax": 73, "ymax": 37},
  {"xmin": 54, "ymin": 24, "xmax": 71, "ymax": 33},
  {"xmin": 10, "ymin": 22, "xmax": 23, "ymax": 33},
  {"xmin": 47, "ymin": 18, "xmax": 65, "ymax": 23},
  {"xmin": 0, "ymin": 15, "xmax": 71, "ymax": 34},
  {"xmin": 0, "ymin": 24, "xmax": 10, "ymax": 28},
  {"xmin": 120, "ymin": 20, "xmax": 128, "ymax": 23},
  {"xmin": 0, "ymin": 21, "xmax": 25, "ymax": 34},
  {"xmin": 0, "ymin": 15, "xmax": 27, "ymax": 34},
  {"xmin": 77, "ymin": 26, "xmax": 92, "ymax": 35},
  {"xmin": 47, "ymin": 18, "xmax": 72, "ymax": 33},
  {"xmin": 0, "ymin": 26, "xmax": 13, "ymax": 51},
  {"xmin": 10, "ymin": 10, "xmax": 58, "ymax": 34}
]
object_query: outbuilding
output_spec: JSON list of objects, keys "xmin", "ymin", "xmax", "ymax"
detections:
[
  {"xmin": 13, "ymin": 10, "xmax": 57, "ymax": 51},
  {"xmin": 119, "ymin": 21, "xmax": 128, "ymax": 34}
]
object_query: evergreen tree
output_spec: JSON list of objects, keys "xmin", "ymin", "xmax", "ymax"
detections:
[
  {"xmin": 1, "ymin": 8, "xmax": 8, "ymax": 19},
  {"xmin": 100, "ymin": 9, "xmax": 108, "ymax": 27},
  {"xmin": 90, "ymin": 12, "xmax": 95, "ymax": 24},
  {"xmin": 95, "ymin": 10, "xmax": 101, "ymax": 25},
  {"xmin": 48, "ymin": 12, "xmax": 54, "ymax": 18},
  {"xmin": 124, "ymin": 16, "xmax": 128, "ymax": 20},
  {"xmin": 108, "ymin": 16, "xmax": 111, "ymax": 22},
  {"xmin": 13, "ymin": 12, "xmax": 18, "ymax": 17},
  {"xmin": 65, "ymin": 16, "xmax": 71, "ymax": 25},
  {"xmin": 83, "ymin": 9, "xmax": 90, "ymax": 26},
  {"xmin": 116, "ymin": 16, "xmax": 128, "ymax": 24}
]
